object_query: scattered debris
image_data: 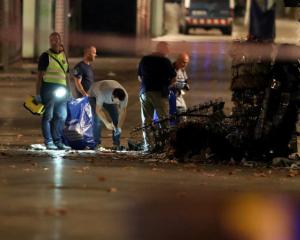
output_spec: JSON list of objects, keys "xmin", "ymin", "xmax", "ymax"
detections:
[
  {"xmin": 253, "ymin": 172, "xmax": 268, "ymax": 177},
  {"xmin": 107, "ymin": 71, "xmax": 116, "ymax": 77},
  {"xmin": 16, "ymin": 134, "xmax": 23, "ymax": 140},
  {"xmin": 203, "ymin": 172, "xmax": 216, "ymax": 177},
  {"xmin": 288, "ymin": 169, "xmax": 299, "ymax": 177},
  {"xmin": 97, "ymin": 176, "xmax": 106, "ymax": 182},
  {"xmin": 44, "ymin": 207, "xmax": 68, "ymax": 216},
  {"xmin": 107, "ymin": 187, "xmax": 117, "ymax": 193},
  {"xmin": 23, "ymin": 168, "xmax": 34, "ymax": 172},
  {"xmin": 128, "ymin": 42, "xmax": 299, "ymax": 165}
]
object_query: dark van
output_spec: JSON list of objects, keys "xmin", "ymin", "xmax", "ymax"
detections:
[{"xmin": 180, "ymin": 0, "xmax": 234, "ymax": 35}]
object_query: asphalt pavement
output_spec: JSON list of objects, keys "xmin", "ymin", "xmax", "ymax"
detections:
[{"xmin": 0, "ymin": 21, "xmax": 300, "ymax": 239}]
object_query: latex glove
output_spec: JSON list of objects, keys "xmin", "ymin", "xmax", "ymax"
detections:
[
  {"xmin": 106, "ymin": 122, "xmax": 115, "ymax": 131},
  {"xmin": 175, "ymin": 81, "xmax": 186, "ymax": 89},
  {"xmin": 34, "ymin": 95, "xmax": 42, "ymax": 103},
  {"xmin": 114, "ymin": 127, "xmax": 122, "ymax": 135}
]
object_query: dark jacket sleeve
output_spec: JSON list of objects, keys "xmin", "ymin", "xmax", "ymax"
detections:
[
  {"xmin": 138, "ymin": 57, "xmax": 144, "ymax": 76},
  {"xmin": 38, "ymin": 52, "xmax": 49, "ymax": 72},
  {"xmin": 167, "ymin": 58, "xmax": 177, "ymax": 80}
]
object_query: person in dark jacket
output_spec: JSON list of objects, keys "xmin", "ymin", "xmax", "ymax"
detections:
[{"xmin": 138, "ymin": 41, "xmax": 176, "ymax": 151}]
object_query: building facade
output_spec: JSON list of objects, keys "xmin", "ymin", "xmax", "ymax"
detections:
[
  {"xmin": 0, "ymin": 0, "xmax": 22, "ymax": 69},
  {"xmin": 0, "ymin": 0, "xmax": 171, "ymax": 63}
]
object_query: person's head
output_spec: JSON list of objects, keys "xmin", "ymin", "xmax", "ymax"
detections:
[
  {"xmin": 84, "ymin": 46, "xmax": 97, "ymax": 63},
  {"xmin": 112, "ymin": 88, "xmax": 126, "ymax": 102},
  {"xmin": 175, "ymin": 52, "xmax": 190, "ymax": 69},
  {"xmin": 155, "ymin": 41, "xmax": 170, "ymax": 57},
  {"xmin": 49, "ymin": 32, "xmax": 62, "ymax": 53}
]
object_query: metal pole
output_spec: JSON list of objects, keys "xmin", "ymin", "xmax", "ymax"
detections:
[
  {"xmin": 244, "ymin": 0, "xmax": 251, "ymax": 26},
  {"xmin": 151, "ymin": 0, "xmax": 164, "ymax": 37},
  {"xmin": 55, "ymin": 0, "xmax": 69, "ymax": 55},
  {"xmin": 64, "ymin": 0, "xmax": 70, "ymax": 56}
]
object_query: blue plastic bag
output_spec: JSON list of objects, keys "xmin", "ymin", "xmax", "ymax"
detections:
[
  {"xmin": 63, "ymin": 97, "xmax": 96, "ymax": 149},
  {"xmin": 168, "ymin": 89, "xmax": 177, "ymax": 126}
]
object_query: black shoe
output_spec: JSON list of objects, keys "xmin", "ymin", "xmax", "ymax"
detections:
[
  {"xmin": 112, "ymin": 145, "xmax": 126, "ymax": 151},
  {"xmin": 127, "ymin": 140, "xmax": 144, "ymax": 151}
]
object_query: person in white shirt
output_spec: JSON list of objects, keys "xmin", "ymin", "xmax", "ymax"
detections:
[
  {"xmin": 88, "ymin": 80, "xmax": 128, "ymax": 149},
  {"xmin": 173, "ymin": 53, "xmax": 190, "ymax": 114}
]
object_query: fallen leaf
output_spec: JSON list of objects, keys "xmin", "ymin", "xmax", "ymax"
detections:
[
  {"xmin": 16, "ymin": 134, "xmax": 23, "ymax": 140},
  {"xmin": 203, "ymin": 172, "xmax": 216, "ymax": 177},
  {"xmin": 98, "ymin": 176, "xmax": 106, "ymax": 182},
  {"xmin": 23, "ymin": 168, "xmax": 34, "ymax": 172},
  {"xmin": 107, "ymin": 187, "xmax": 117, "ymax": 193},
  {"xmin": 254, "ymin": 172, "xmax": 267, "ymax": 177},
  {"xmin": 288, "ymin": 170, "xmax": 299, "ymax": 178},
  {"xmin": 168, "ymin": 160, "xmax": 178, "ymax": 164},
  {"xmin": 44, "ymin": 207, "xmax": 67, "ymax": 216}
]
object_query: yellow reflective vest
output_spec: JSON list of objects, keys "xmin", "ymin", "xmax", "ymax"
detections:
[{"xmin": 43, "ymin": 50, "xmax": 68, "ymax": 86}]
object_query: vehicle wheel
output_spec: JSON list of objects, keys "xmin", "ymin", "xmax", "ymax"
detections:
[
  {"xmin": 180, "ymin": 25, "xmax": 189, "ymax": 35},
  {"xmin": 221, "ymin": 26, "xmax": 232, "ymax": 35},
  {"xmin": 184, "ymin": 26, "xmax": 189, "ymax": 35}
]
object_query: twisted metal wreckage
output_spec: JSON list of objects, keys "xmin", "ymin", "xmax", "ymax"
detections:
[{"xmin": 130, "ymin": 41, "xmax": 300, "ymax": 162}]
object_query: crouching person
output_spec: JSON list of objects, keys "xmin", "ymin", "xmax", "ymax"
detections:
[{"xmin": 88, "ymin": 80, "xmax": 128, "ymax": 150}]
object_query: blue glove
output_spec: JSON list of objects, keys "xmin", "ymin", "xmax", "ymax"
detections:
[
  {"xmin": 175, "ymin": 81, "xmax": 186, "ymax": 89},
  {"xmin": 114, "ymin": 127, "xmax": 122, "ymax": 136}
]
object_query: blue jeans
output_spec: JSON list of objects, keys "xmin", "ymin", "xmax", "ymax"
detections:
[
  {"xmin": 89, "ymin": 98, "xmax": 120, "ymax": 146},
  {"xmin": 41, "ymin": 83, "xmax": 68, "ymax": 145}
]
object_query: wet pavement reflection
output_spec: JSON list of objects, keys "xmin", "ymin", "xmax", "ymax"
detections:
[
  {"xmin": 129, "ymin": 190, "xmax": 300, "ymax": 240},
  {"xmin": 0, "ymin": 149, "xmax": 300, "ymax": 239}
]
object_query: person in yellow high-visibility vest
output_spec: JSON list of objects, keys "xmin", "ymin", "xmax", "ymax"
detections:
[{"xmin": 36, "ymin": 32, "xmax": 71, "ymax": 150}]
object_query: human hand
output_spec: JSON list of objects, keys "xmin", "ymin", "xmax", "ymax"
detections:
[
  {"xmin": 34, "ymin": 95, "xmax": 42, "ymax": 103},
  {"xmin": 183, "ymin": 83, "xmax": 190, "ymax": 91},
  {"xmin": 175, "ymin": 81, "xmax": 185, "ymax": 89}
]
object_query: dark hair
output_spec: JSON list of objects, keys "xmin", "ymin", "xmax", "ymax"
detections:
[{"xmin": 112, "ymin": 88, "xmax": 126, "ymax": 101}]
